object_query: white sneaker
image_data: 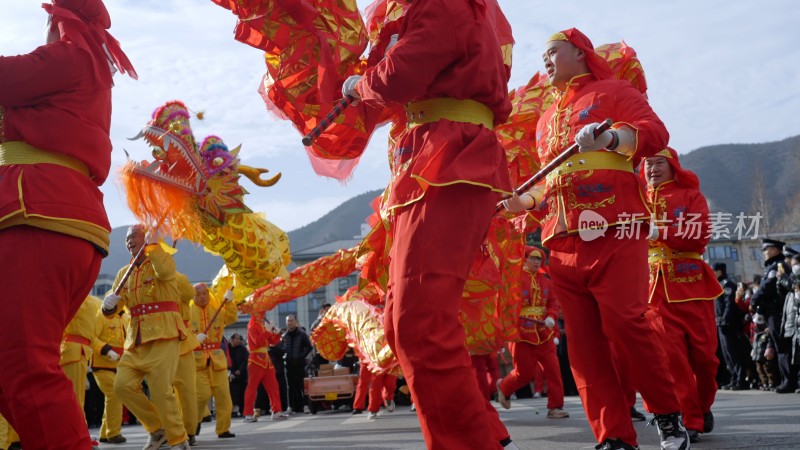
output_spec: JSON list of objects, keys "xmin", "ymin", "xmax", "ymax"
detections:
[
  {"xmin": 385, "ymin": 399, "xmax": 395, "ymax": 412},
  {"xmin": 170, "ymin": 441, "xmax": 191, "ymax": 450},
  {"xmin": 271, "ymin": 412, "xmax": 287, "ymax": 420},
  {"xmin": 367, "ymin": 411, "xmax": 378, "ymax": 420},
  {"xmin": 532, "ymin": 392, "xmax": 542, "ymax": 398},
  {"xmin": 286, "ymin": 407, "xmax": 295, "ymax": 415},
  {"xmin": 410, "ymin": 403, "xmax": 416, "ymax": 412},
  {"xmin": 303, "ymin": 405, "xmax": 311, "ymax": 414},
  {"xmin": 244, "ymin": 415, "xmax": 258, "ymax": 423},
  {"xmin": 142, "ymin": 429, "xmax": 167, "ymax": 450},
  {"xmin": 503, "ymin": 441, "xmax": 520, "ymax": 450},
  {"xmin": 496, "ymin": 380, "xmax": 511, "ymax": 409}
]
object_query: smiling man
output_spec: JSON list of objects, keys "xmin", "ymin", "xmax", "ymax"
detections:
[{"xmin": 643, "ymin": 148, "xmax": 723, "ymax": 444}]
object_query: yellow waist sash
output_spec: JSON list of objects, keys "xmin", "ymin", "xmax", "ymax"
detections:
[
  {"xmin": 520, "ymin": 306, "xmax": 546, "ymax": 317},
  {"xmin": 546, "ymin": 151, "xmax": 632, "ymax": 183},
  {"xmin": 648, "ymin": 245, "xmax": 704, "ymax": 264},
  {"xmin": 0, "ymin": 141, "xmax": 89, "ymax": 177},
  {"xmin": 406, "ymin": 98, "xmax": 494, "ymax": 130}
]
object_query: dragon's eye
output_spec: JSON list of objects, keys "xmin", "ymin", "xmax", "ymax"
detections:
[
  {"xmin": 152, "ymin": 148, "xmax": 167, "ymax": 160},
  {"xmin": 213, "ymin": 157, "xmax": 224, "ymax": 166}
]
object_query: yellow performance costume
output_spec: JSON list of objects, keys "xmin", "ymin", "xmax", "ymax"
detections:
[
  {"xmin": 106, "ymin": 242, "xmax": 190, "ymax": 447},
  {"xmin": 174, "ymin": 273, "xmax": 201, "ymax": 442},
  {"xmin": 189, "ymin": 288, "xmax": 238, "ymax": 437},
  {"xmin": 91, "ymin": 304, "xmax": 129, "ymax": 443},
  {"xmin": 60, "ymin": 295, "xmax": 101, "ymax": 416}
]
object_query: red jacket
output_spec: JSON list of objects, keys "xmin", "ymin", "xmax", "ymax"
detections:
[
  {"xmin": 358, "ymin": 0, "xmax": 512, "ymax": 209},
  {"xmin": 0, "ymin": 41, "xmax": 112, "ymax": 252},
  {"xmin": 535, "ymin": 74, "xmax": 668, "ymax": 246},
  {"xmin": 647, "ymin": 180, "xmax": 722, "ymax": 303},
  {"xmin": 247, "ymin": 315, "xmax": 281, "ymax": 368},
  {"xmin": 518, "ymin": 270, "xmax": 559, "ymax": 345}
]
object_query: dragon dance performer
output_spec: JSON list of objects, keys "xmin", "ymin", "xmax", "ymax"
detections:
[
  {"xmin": 243, "ymin": 313, "xmax": 286, "ymax": 422},
  {"xmin": 91, "ymin": 299, "xmax": 129, "ymax": 444},
  {"xmin": 496, "ymin": 247, "xmax": 568, "ymax": 419},
  {"xmin": 103, "ymin": 225, "xmax": 191, "ymax": 450},
  {"xmin": 189, "ymin": 284, "xmax": 238, "ymax": 439},
  {"xmin": 504, "ymin": 28, "xmax": 688, "ymax": 450},
  {"xmin": 341, "ymin": 0, "xmax": 517, "ymax": 448},
  {"xmin": 60, "ymin": 296, "xmax": 101, "ymax": 419},
  {"xmin": 173, "ymin": 274, "xmax": 201, "ymax": 446},
  {"xmin": 643, "ymin": 148, "xmax": 722, "ymax": 443},
  {"xmin": 0, "ymin": 0, "xmax": 135, "ymax": 448}
]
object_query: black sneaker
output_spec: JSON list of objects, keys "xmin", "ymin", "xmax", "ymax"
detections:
[
  {"xmin": 352, "ymin": 409, "xmax": 363, "ymax": 415},
  {"xmin": 703, "ymin": 411, "xmax": 714, "ymax": 433},
  {"xmin": 595, "ymin": 439, "xmax": 639, "ymax": 450},
  {"xmin": 649, "ymin": 412, "xmax": 690, "ymax": 450},
  {"xmin": 218, "ymin": 431, "xmax": 236, "ymax": 438},
  {"xmin": 630, "ymin": 407, "xmax": 647, "ymax": 421},
  {"xmin": 687, "ymin": 430, "xmax": 700, "ymax": 443}
]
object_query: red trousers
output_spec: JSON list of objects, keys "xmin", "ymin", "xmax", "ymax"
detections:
[
  {"xmin": 471, "ymin": 353, "xmax": 500, "ymax": 400},
  {"xmin": 500, "ymin": 340, "xmax": 564, "ymax": 410},
  {"xmin": 0, "ymin": 227, "xmax": 101, "ymax": 450},
  {"xmin": 353, "ymin": 364, "xmax": 386, "ymax": 413},
  {"xmin": 383, "ymin": 374, "xmax": 397, "ymax": 402},
  {"xmin": 243, "ymin": 362, "xmax": 282, "ymax": 416},
  {"xmin": 549, "ymin": 234, "xmax": 680, "ymax": 446},
  {"xmin": 650, "ymin": 288, "xmax": 718, "ymax": 431},
  {"xmin": 385, "ymin": 184, "xmax": 507, "ymax": 449}
]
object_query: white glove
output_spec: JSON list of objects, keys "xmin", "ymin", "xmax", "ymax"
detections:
[
  {"xmin": 554, "ymin": 338, "xmax": 560, "ymax": 346},
  {"xmin": 223, "ymin": 289, "xmax": 234, "ymax": 303},
  {"xmin": 103, "ymin": 294, "xmax": 120, "ymax": 311},
  {"xmin": 647, "ymin": 219, "xmax": 660, "ymax": 240},
  {"xmin": 342, "ymin": 75, "xmax": 362, "ymax": 103},
  {"xmin": 502, "ymin": 192, "xmax": 533, "ymax": 213},
  {"xmin": 107, "ymin": 349, "xmax": 120, "ymax": 362},
  {"xmin": 196, "ymin": 333, "xmax": 208, "ymax": 344},
  {"xmin": 544, "ymin": 317, "xmax": 556, "ymax": 329},
  {"xmin": 575, "ymin": 123, "xmax": 614, "ymax": 153},
  {"xmin": 145, "ymin": 228, "xmax": 160, "ymax": 245},
  {"xmin": 385, "ymin": 34, "xmax": 399, "ymax": 55}
]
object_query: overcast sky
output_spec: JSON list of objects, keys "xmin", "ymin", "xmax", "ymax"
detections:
[{"xmin": 2, "ymin": 1, "xmax": 798, "ymax": 233}]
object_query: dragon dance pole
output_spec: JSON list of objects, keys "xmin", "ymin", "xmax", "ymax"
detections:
[
  {"xmin": 495, "ymin": 118, "xmax": 613, "ymax": 212},
  {"xmin": 202, "ymin": 294, "xmax": 233, "ymax": 334},
  {"xmin": 301, "ymin": 96, "xmax": 354, "ymax": 146}
]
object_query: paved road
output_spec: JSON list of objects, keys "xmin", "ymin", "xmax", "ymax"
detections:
[{"xmin": 94, "ymin": 390, "xmax": 800, "ymax": 449}]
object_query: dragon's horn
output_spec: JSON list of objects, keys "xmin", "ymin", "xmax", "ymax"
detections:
[{"xmin": 238, "ymin": 165, "xmax": 281, "ymax": 187}]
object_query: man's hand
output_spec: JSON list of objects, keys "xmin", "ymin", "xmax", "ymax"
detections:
[
  {"xmin": 544, "ymin": 317, "xmax": 556, "ymax": 329},
  {"xmin": 107, "ymin": 349, "xmax": 120, "ymax": 362},
  {"xmin": 197, "ymin": 333, "xmax": 208, "ymax": 344},
  {"xmin": 554, "ymin": 337, "xmax": 560, "ymax": 346},
  {"xmin": 502, "ymin": 192, "xmax": 534, "ymax": 213},
  {"xmin": 223, "ymin": 289, "xmax": 235, "ymax": 303},
  {"xmin": 341, "ymin": 75, "xmax": 362, "ymax": 103},
  {"xmin": 103, "ymin": 294, "xmax": 120, "ymax": 311},
  {"xmin": 575, "ymin": 123, "xmax": 614, "ymax": 153},
  {"xmin": 146, "ymin": 228, "xmax": 160, "ymax": 246}
]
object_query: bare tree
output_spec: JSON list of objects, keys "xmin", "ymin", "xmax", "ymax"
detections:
[{"xmin": 751, "ymin": 165, "xmax": 772, "ymax": 235}]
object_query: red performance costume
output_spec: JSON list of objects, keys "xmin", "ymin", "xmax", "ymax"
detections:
[
  {"xmin": 351, "ymin": 0, "xmax": 513, "ymax": 448},
  {"xmin": 528, "ymin": 29, "xmax": 685, "ymax": 449},
  {"xmin": 498, "ymin": 247, "xmax": 567, "ymax": 416},
  {"xmin": 0, "ymin": 1, "xmax": 135, "ymax": 449},
  {"xmin": 243, "ymin": 314, "xmax": 284, "ymax": 419},
  {"xmin": 644, "ymin": 148, "xmax": 722, "ymax": 438}
]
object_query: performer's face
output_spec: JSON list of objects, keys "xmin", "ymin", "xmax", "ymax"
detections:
[
  {"xmin": 542, "ymin": 40, "xmax": 585, "ymax": 91},
  {"xmin": 125, "ymin": 227, "xmax": 145, "ymax": 257},
  {"xmin": 644, "ymin": 156, "xmax": 674, "ymax": 187},
  {"xmin": 524, "ymin": 255, "xmax": 542, "ymax": 273},
  {"xmin": 194, "ymin": 284, "xmax": 211, "ymax": 307}
]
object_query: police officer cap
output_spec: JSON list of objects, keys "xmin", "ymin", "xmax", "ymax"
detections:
[
  {"xmin": 712, "ymin": 262, "xmax": 726, "ymax": 272},
  {"xmin": 783, "ymin": 246, "xmax": 798, "ymax": 258},
  {"xmin": 761, "ymin": 238, "xmax": 786, "ymax": 251}
]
